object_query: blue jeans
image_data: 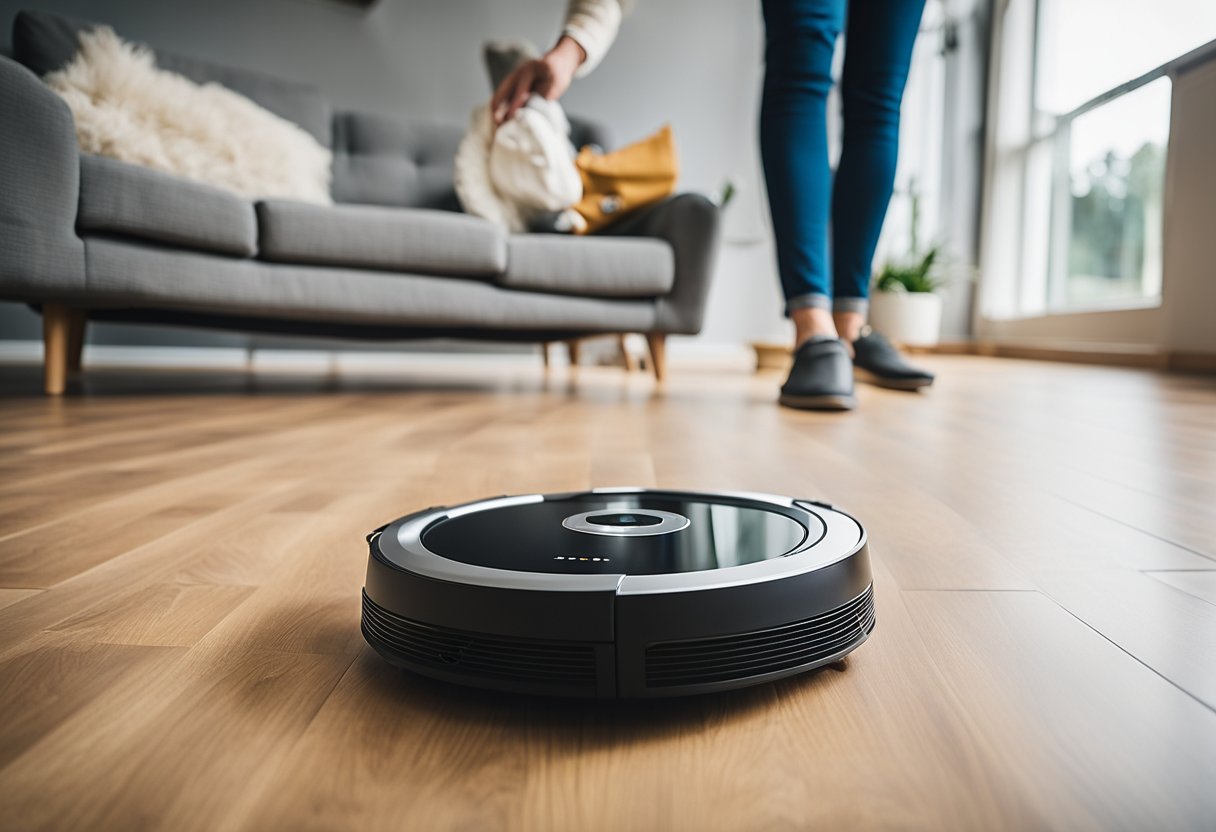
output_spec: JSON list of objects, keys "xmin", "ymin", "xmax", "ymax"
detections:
[{"xmin": 760, "ymin": 0, "xmax": 925, "ymax": 316}]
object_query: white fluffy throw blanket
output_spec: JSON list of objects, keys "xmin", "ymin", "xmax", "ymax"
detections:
[{"xmin": 46, "ymin": 27, "xmax": 331, "ymax": 204}]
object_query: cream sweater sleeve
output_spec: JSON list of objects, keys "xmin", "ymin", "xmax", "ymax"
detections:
[{"xmin": 562, "ymin": 0, "xmax": 633, "ymax": 77}]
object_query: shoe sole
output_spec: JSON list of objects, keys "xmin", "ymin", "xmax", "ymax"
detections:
[
  {"xmin": 778, "ymin": 393, "xmax": 857, "ymax": 411},
  {"xmin": 854, "ymin": 367, "xmax": 934, "ymax": 391}
]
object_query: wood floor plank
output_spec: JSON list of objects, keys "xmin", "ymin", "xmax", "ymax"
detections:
[
  {"xmin": 0, "ymin": 479, "xmax": 265, "ymax": 587},
  {"xmin": 0, "ymin": 647, "xmax": 352, "ymax": 832},
  {"xmin": 0, "ymin": 639, "xmax": 181, "ymax": 769},
  {"xmin": 1034, "ymin": 569, "xmax": 1216, "ymax": 707},
  {"xmin": 194, "ymin": 489, "xmax": 450, "ymax": 659},
  {"xmin": 0, "ymin": 588, "xmax": 40, "ymax": 611},
  {"xmin": 47, "ymin": 581, "xmax": 256, "ymax": 647},
  {"xmin": 590, "ymin": 450, "xmax": 657, "ymax": 487},
  {"xmin": 903, "ymin": 589, "xmax": 1216, "ymax": 830},
  {"xmin": 0, "ymin": 356, "xmax": 1213, "ymax": 830},
  {"xmin": 1046, "ymin": 467, "xmax": 1216, "ymax": 559},
  {"xmin": 816, "ymin": 385, "xmax": 1216, "ymax": 574},
  {"xmin": 0, "ymin": 488, "xmax": 304, "ymax": 661},
  {"xmin": 1145, "ymin": 570, "xmax": 1216, "ymax": 604},
  {"xmin": 0, "ymin": 398, "xmax": 374, "ymax": 538},
  {"xmin": 0, "ymin": 408, "xmax": 399, "ymax": 585}
]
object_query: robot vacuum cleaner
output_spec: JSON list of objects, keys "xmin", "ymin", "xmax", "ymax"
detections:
[{"xmin": 362, "ymin": 488, "xmax": 873, "ymax": 698}]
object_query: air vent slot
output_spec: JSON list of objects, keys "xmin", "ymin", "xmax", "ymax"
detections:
[
  {"xmin": 645, "ymin": 585, "xmax": 874, "ymax": 688},
  {"xmin": 362, "ymin": 591, "xmax": 598, "ymax": 689}
]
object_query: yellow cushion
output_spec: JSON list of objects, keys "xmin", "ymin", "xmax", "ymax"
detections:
[{"xmin": 573, "ymin": 124, "xmax": 678, "ymax": 235}]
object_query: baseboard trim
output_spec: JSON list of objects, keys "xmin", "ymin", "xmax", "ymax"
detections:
[
  {"xmin": 1165, "ymin": 351, "xmax": 1216, "ymax": 373},
  {"xmin": 907, "ymin": 341, "xmax": 1216, "ymax": 373},
  {"xmin": 749, "ymin": 338, "xmax": 1215, "ymax": 374}
]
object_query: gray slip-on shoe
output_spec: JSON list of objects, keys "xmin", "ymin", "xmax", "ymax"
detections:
[
  {"xmin": 779, "ymin": 337, "xmax": 857, "ymax": 411},
  {"xmin": 852, "ymin": 327, "xmax": 935, "ymax": 390}
]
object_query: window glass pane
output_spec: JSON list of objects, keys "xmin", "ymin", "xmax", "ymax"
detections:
[
  {"xmin": 1036, "ymin": 0, "xmax": 1216, "ymax": 114},
  {"xmin": 1055, "ymin": 78, "xmax": 1170, "ymax": 308}
]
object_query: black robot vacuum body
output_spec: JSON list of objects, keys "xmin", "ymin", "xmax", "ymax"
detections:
[{"xmin": 362, "ymin": 488, "xmax": 873, "ymax": 698}]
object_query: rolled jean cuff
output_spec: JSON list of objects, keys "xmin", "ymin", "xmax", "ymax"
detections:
[
  {"xmin": 833, "ymin": 297, "xmax": 869, "ymax": 316},
  {"xmin": 785, "ymin": 293, "xmax": 832, "ymax": 316}
]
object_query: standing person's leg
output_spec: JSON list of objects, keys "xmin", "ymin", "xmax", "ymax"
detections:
[
  {"xmin": 830, "ymin": 0, "xmax": 925, "ymax": 343},
  {"xmin": 759, "ymin": 0, "xmax": 846, "ymax": 348},
  {"xmin": 761, "ymin": 0, "xmax": 857, "ymax": 411},
  {"xmin": 831, "ymin": 0, "xmax": 935, "ymax": 390}
]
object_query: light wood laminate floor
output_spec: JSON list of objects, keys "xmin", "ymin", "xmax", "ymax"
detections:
[{"xmin": 0, "ymin": 356, "xmax": 1213, "ymax": 831}]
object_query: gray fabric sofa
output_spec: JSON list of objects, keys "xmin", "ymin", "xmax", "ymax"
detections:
[{"xmin": 0, "ymin": 10, "xmax": 720, "ymax": 394}]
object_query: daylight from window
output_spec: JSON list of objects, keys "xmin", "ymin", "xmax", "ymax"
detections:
[
  {"xmin": 1034, "ymin": 0, "xmax": 1216, "ymax": 309},
  {"xmin": 1036, "ymin": 0, "xmax": 1216, "ymax": 113}
]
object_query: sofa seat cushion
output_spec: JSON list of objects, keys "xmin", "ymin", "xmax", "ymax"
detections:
[
  {"xmin": 81, "ymin": 237, "xmax": 658, "ymax": 334},
  {"xmin": 255, "ymin": 200, "xmax": 507, "ymax": 278},
  {"xmin": 78, "ymin": 154, "xmax": 257, "ymax": 257},
  {"xmin": 499, "ymin": 234, "xmax": 675, "ymax": 298}
]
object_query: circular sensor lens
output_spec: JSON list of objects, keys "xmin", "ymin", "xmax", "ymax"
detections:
[
  {"xmin": 585, "ymin": 512, "xmax": 662, "ymax": 527},
  {"xmin": 562, "ymin": 508, "xmax": 690, "ymax": 537}
]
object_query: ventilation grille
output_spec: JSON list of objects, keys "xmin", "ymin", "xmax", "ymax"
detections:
[
  {"xmin": 645, "ymin": 585, "xmax": 875, "ymax": 688},
  {"xmin": 362, "ymin": 591, "xmax": 598, "ymax": 690}
]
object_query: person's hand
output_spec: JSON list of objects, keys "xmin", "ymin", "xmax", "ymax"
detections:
[{"xmin": 492, "ymin": 36, "xmax": 586, "ymax": 125}]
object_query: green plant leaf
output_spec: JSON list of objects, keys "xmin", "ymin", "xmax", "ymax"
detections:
[{"xmin": 874, "ymin": 245, "xmax": 946, "ymax": 293}]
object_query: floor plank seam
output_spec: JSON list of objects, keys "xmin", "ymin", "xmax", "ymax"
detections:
[
  {"xmin": 1062, "ymin": 461, "xmax": 1215, "ymax": 513},
  {"xmin": 1051, "ymin": 493, "xmax": 1216, "ymax": 564},
  {"xmin": 898, "ymin": 588, "xmax": 1041, "ymax": 593},
  {"xmin": 1141, "ymin": 568, "xmax": 1216, "ymax": 572},
  {"xmin": 1039, "ymin": 589, "xmax": 1216, "ymax": 716}
]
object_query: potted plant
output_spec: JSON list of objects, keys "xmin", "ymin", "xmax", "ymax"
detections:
[{"xmin": 869, "ymin": 246, "xmax": 945, "ymax": 347}]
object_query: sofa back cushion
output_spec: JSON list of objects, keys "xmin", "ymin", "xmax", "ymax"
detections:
[
  {"xmin": 331, "ymin": 111, "xmax": 463, "ymax": 211},
  {"xmin": 13, "ymin": 9, "xmax": 331, "ymax": 147}
]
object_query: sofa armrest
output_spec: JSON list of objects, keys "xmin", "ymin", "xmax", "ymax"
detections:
[
  {"xmin": 0, "ymin": 55, "xmax": 86, "ymax": 299},
  {"xmin": 600, "ymin": 193, "xmax": 720, "ymax": 335}
]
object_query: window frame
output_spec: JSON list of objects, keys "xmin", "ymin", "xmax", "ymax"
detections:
[{"xmin": 979, "ymin": 0, "xmax": 1216, "ymax": 329}]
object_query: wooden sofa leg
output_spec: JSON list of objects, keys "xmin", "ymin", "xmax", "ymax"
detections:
[
  {"xmin": 646, "ymin": 333, "xmax": 667, "ymax": 382},
  {"xmin": 619, "ymin": 334, "xmax": 638, "ymax": 372},
  {"xmin": 566, "ymin": 339, "xmax": 581, "ymax": 369},
  {"xmin": 42, "ymin": 303, "xmax": 73, "ymax": 395},
  {"xmin": 67, "ymin": 309, "xmax": 87, "ymax": 375},
  {"xmin": 541, "ymin": 341, "xmax": 552, "ymax": 370}
]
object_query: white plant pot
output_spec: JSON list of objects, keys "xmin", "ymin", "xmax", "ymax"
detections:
[{"xmin": 868, "ymin": 292, "xmax": 943, "ymax": 347}]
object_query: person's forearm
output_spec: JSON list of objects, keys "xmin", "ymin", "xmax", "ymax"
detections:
[
  {"xmin": 491, "ymin": 1, "xmax": 625, "ymax": 123},
  {"xmin": 562, "ymin": 0, "xmax": 624, "ymax": 77},
  {"xmin": 546, "ymin": 35, "xmax": 587, "ymax": 79}
]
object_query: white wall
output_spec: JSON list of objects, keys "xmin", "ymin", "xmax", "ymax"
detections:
[{"xmin": 1161, "ymin": 56, "xmax": 1216, "ymax": 354}]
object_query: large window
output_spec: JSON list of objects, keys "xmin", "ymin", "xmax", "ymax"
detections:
[
  {"xmin": 986, "ymin": 0, "xmax": 1216, "ymax": 317},
  {"xmin": 1049, "ymin": 78, "xmax": 1170, "ymax": 308}
]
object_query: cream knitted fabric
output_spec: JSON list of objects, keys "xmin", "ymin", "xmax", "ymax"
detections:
[{"xmin": 455, "ymin": 95, "xmax": 583, "ymax": 233}]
